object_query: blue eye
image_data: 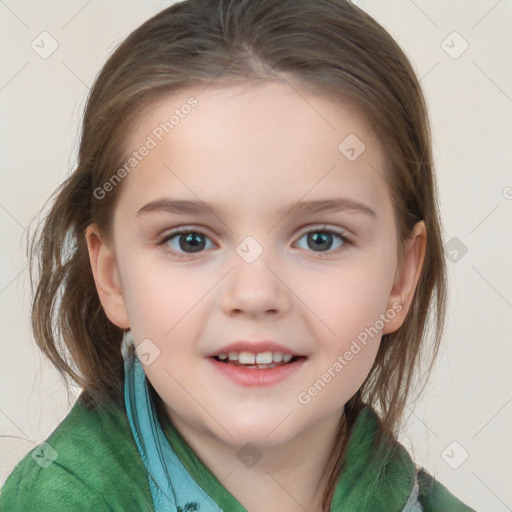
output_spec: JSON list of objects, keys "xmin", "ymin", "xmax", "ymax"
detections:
[
  {"xmin": 295, "ymin": 227, "xmax": 349, "ymax": 254},
  {"xmin": 158, "ymin": 226, "xmax": 351, "ymax": 258},
  {"xmin": 161, "ymin": 230, "xmax": 215, "ymax": 256}
]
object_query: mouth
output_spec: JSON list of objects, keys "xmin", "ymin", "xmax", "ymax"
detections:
[
  {"xmin": 210, "ymin": 353, "xmax": 306, "ymax": 370},
  {"xmin": 208, "ymin": 351, "xmax": 308, "ymax": 386}
]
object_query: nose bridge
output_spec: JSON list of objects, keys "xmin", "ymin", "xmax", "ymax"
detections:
[{"xmin": 221, "ymin": 234, "xmax": 290, "ymax": 315}]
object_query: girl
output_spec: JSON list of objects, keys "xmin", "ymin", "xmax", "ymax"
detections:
[{"xmin": 0, "ymin": 0, "xmax": 476, "ymax": 510}]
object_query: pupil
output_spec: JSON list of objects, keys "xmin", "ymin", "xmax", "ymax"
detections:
[
  {"xmin": 309, "ymin": 232, "xmax": 331, "ymax": 251},
  {"xmin": 180, "ymin": 233, "xmax": 205, "ymax": 253}
]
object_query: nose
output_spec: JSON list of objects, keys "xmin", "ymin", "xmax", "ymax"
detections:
[{"xmin": 221, "ymin": 247, "xmax": 292, "ymax": 318}]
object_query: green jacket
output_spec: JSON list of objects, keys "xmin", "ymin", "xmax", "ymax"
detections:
[{"xmin": 0, "ymin": 396, "xmax": 475, "ymax": 511}]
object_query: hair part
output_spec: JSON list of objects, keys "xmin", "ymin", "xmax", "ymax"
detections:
[{"xmin": 29, "ymin": 1, "xmax": 447, "ymax": 509}]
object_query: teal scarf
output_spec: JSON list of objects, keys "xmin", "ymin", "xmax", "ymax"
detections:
[{"xmin": 122, "ymin": 333, "xmax": 422, "ymax": 511}]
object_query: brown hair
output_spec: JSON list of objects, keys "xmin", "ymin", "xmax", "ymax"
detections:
[{"xmin": 29, "ymin": 0, "xmax": 447, "ymax": 509}]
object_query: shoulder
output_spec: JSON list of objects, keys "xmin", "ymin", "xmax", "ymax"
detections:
[
  {"xmin": 416, "ymin": 469, "xmax": 476, "ymax": 512},
  {"xmin": 350, "ymin": 407, "xmax": 476, "ymax": 511},
  {"xmin": 0, "ymin": 393, "xmax": 154, "ymax": 512}
]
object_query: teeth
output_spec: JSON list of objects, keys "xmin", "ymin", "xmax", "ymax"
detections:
[
  {"xmin": 239, "ymin": 351, "xmax": 256, "ymax": 364},
  {"xmin": 255, "ymin": 351, "xmax": 272, "ymax": 364},
  {"xmin": 216, "ymin": 350, "xmax": 296, "ymax": 364}
]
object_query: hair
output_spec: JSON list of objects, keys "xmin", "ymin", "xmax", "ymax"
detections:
[{"xmin": 29, "ymin": 0, "xmax": 447, "ymax": 509}]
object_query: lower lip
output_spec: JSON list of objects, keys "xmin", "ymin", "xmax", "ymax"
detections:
[{"xmin": 208, "ymin": 357, "xmax": 307, "ymax": 387}]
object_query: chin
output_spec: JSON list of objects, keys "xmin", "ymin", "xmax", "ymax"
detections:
[{"xmin": 210, "ymin": 413, "xmax": 301, "ymax": 448}]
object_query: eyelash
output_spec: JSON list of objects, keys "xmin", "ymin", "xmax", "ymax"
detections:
[{"xmin": 156, "ymin": 225, "xmax": 352, "ymax": 259}]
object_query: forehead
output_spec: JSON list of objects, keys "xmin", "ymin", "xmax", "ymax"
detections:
[{"xmin": 119, "ymin": 80, "xmax": 391, "ymax": 219}]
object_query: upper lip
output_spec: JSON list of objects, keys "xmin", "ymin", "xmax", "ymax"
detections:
[{"xmin": 207, "ymin": 341, "xmax": 305, "ymax": 358}]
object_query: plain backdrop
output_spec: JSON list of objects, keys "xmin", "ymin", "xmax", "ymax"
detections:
[{"xmin": 1, "ymin": 1, "xmax": 511, "ymax": 510}]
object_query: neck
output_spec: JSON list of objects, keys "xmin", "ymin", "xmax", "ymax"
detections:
[{"xmin": 164, "ymin": 406, "xmax": 346, "ymax": 512}]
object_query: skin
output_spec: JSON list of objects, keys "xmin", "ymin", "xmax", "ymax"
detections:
[{"xmin": 87, "ymin": 80, "xmax": 426, "ymax": 511}]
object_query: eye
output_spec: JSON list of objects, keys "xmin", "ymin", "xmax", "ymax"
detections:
[
  {"xmin": 157, "ymin": 225, "xmax": 351, "ymax": 259},
  {"xmin": 295, "ymin": 226, "xmax": 351, "ymax": 255},
  {"xmin": 159, "ymin": 229, "xmax": 215, "ymax": 257}
]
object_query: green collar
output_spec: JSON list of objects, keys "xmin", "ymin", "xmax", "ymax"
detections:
[
  {"xmin": 329, "ymin": 407, "xmax": 416, "ymax": 511},
  {"xmin": 162, "ymin": 407, "xmax": 415, "ymax": 511}
]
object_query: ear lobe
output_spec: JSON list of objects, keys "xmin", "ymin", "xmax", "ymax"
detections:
[
  {"xmin": 382, "ymin": 220, "xmax": 427, "ymax": 335},
  {"xmin": 86, "ymin": 224, "xmax": 130, "ymax": 329}
]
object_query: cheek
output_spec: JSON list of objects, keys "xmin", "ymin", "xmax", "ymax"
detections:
[
  {"xmin": 297, "ymin": 255, "xmax": 396, "ymax": 343},
  {"xmin": 120, "ymin": 258, "xmax": 211, "ymax": 347}
]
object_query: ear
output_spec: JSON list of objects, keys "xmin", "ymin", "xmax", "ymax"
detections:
[
  {"xmin": 85, "ymin": 224, "xmax": 130, "ymax": 329},
  {"xmin": 382, "ymin": 220, "xmax": 427, "ymax": 335}
]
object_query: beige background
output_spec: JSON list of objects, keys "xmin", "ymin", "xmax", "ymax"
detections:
[{"xmin": 1, "ymin": 1, "xmax": 511, "ymax": 510}]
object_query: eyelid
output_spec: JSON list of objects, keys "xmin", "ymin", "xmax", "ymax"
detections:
[
  {"xmin": 157, "ymin": 224, "xmax": 351, "ymax": 242},
  {"xmin": 157, "ymin": 225, "xmax": 217, "ymax": 247},
  {"xmin": 298, "ymin": 224, "xmax": 351, "ymax": 240}
]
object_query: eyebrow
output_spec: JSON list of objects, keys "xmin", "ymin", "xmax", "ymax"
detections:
[{"xmin": 136, "ymin": 197, "xmax": 377, "ymax": 219}]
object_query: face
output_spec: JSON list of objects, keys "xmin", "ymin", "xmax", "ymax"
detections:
[{"xmin": 89, "ymin": 80, "xmax": 422, "ymax": 449}]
